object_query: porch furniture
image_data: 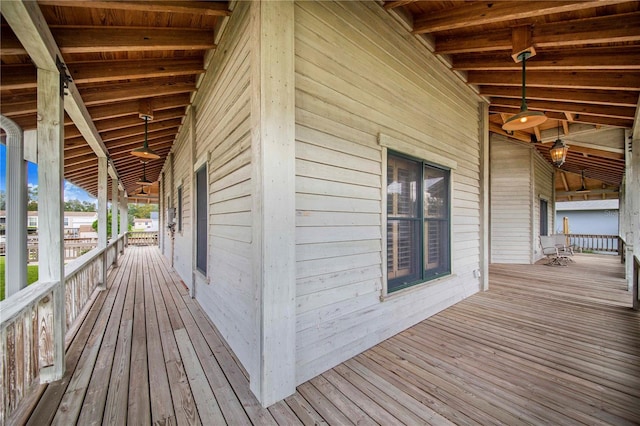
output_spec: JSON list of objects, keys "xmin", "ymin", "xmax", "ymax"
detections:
[{"xmin": 540, "ymin": 235, "xmax": 573, "ymax": 266}]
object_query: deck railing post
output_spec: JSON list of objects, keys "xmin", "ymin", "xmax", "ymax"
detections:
[
  {"xmin": 111, "ymin": 176, "xmax": 119, "ymax": 267},
  {"xmin": 36, "ymin": 67, "xmax": 66, "ymax": 382},
  {"xmin": 97, "ymin": 157, "xmax": 108, "ymax": 290}
]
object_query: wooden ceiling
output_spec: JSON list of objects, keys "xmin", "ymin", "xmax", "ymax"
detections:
[
  {"xmin": 1, "ymin": 1, "xmax": 231, "ymax": 202},
  {"xmin": 384, "ymin": 0, "xmax": 639, "ymax": 201},
  {"xmin": 1, "ymin": 1, "xmax": 638, "ymax": 204}
]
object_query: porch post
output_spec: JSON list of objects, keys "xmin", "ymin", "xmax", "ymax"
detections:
[
  {"xmin": 250, "ymin": 0, "xmax": 296, "ymax": 406},
  {"xmin": 120, "ymin": 189, "xmax": 128, "ymax": 248},
  {"xmin": 111, "ymin": 175, "xmax": 119, "ymax": 265},
  {"xmin": 630, "ymin": 130, "xmax": 640, "ymax": 296},
  {"xmin": 97, "ymin": 156, "xmax": 108, "ymax": 289},
  {"xmin": 37, "ymin": 68, "xmax": 65, "ymax": 382},
  {"xmin": 189, "ymin": 106, "xmax": 197, "ymax": 298},
  {"xmin": 1, "ymin": 115, "xmax": 27, "ymax": 297}
]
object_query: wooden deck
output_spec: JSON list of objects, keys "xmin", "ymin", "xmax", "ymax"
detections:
[{"xmin": 12, "ymin": 248, "xmax": 639, "ymax": 425}]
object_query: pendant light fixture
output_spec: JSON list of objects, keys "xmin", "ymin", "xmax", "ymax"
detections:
[
  {"xmin": 136, "ymin": 161, "xmax": 153, "ymax": 186},
  {"xmin": 502, "ymin": 52, "xmax": 547, "ymax": 131},
  {"xmin": 549, "ymin": 121, "xmax": 568, "ymax": 167},
  {"xmin": 576, "ymin": 170, "xmax": 591, "ymax": 193},
  {"xmin": 131, "ymin": 100, "xmax": 160, "ymax": 160}
]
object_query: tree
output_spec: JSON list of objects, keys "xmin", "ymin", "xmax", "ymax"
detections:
[
  {"xmin": 0, "ymin": 190, "xmax": 5, "ymax": 210},
  {"xmin": 64, "ymin": 199, "xmax": 96, "ymax": 212},
  {"xmin": 92, "ymin": 210, "xmax": 130, "ymax": 238},
  {"xmin": 127, "ymin": 203, "xmax": 158, "ymax": 226},
  {"xmin": 27, "ymin": 185, "xmax": 38, "ymax": 211}
]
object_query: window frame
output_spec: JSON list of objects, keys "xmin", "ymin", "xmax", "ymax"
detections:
[
  {"xmin": 195, "ymin": 164, "xmax": 208, "ymax": 275},
  {"xmin": 378, "ymin": 133, "xmax": 458, "ymax": 296},
  {"xmin": 177, "ymin": 185, "xmax": 183, "ymax": 233},
  {"xmin": 385, "ymin": 150, "xmax": 452, "ymax": 294}
]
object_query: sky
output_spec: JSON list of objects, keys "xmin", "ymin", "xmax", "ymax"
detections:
[{"xmin": 0, "ymin": 143, "xmax": 97, "ymax": 203}]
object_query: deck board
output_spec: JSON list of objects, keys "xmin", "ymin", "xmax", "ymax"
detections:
[{"xmin": 20, "ymin": 249, "xmax": 639, "ymax": 425}]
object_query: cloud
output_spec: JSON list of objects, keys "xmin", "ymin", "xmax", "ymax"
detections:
[{"xmin": 64, "ymin": 181, "xmax": 96, "ymax": 203}]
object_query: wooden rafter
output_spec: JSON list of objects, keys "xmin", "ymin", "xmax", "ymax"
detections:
[
  {"xmin": 435, "ymin": 12, "xmax": 640, "ymax": 54},
  {"xmin": 412, "ymin": 1, "xmax": 630, "ymax": 34},
  {"xmin": 37, "ymin": 1, "xmax": 231, "ymax": 16},
  {"xmin": 490, "ymin": 97, "xmax": 637, "ymax": 120},
  {"xmin": 468, "ymin": 71, "xmax": 640, "ymax": 91},
  {"xmin": 479, "ymin": 86, "xmax": 639, "ymax": 107}
]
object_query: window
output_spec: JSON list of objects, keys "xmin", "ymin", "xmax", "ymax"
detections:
[
  {"xmin": 196, "ymin": 165, "xmax": 207, "ymax": 274},
  {"xmin": 177, "ymin": 185, "xmax": 183, "ymax": 233},
  {"xmin": 540, "ymin": 199, "xmax": 548, "ymax": 236},
  {"xmin": 387, "ymin": 152, "xmax": 450, "ymax": 293},
  {"xmin": 28, "ymin": 217, "xmax": 38, "ymax": 228},
  {"xmin": 64, "ymin": 217, "xmax": 69, "ymax": 227}
]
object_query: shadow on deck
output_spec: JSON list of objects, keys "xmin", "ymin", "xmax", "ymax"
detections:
[{"xmin": 14, "ymin": 249, "xmax": 640, "ymax": 425}]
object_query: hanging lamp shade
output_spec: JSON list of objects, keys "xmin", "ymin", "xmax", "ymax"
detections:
[
  {"xmin": 502, "ymin": 52, "xmax": 547, "ymax": 131},
  {"xmin": 136, "ymin": 161, "xmax": 153, "ymax": 186},
  {"xmin": 549, "ymin": 121, "xmax": 568, "ymax": 167},
  {"xmin": 576, "ymin": 170, "xmax": 591, "ymax": 193},
  {"xmin": 131, "ymin": 115, "xmax": 160, "ymax": 160}
]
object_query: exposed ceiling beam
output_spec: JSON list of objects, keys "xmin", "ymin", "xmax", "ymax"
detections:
[
  {"xmin": 452, "ymin": 48, "xmax": 640, "ymax": 71},
  {"xmin": 468, "ymin": 70, "xmax": 640, "ymax": 91},
  {"xmin": 65, "ymin": 108, "xmax": 185, "ymax": 135},
  {"xmin": 556, "ymin": 188, "xmax": 619, "ymax": 196},
  {"xmin": 412, "ymin": 1, "xmax": 629, "ymax": 34},
  {"xmin": 490, "ymin": 97, "xmax": 636, "ymax": 120},
  {"xmin": 101, "ymin": 119, "xmax": 181, "ymax": 142},
  {"xmin": 479, "ymin": 86, "xmax": 639, "ymax": 107},
  {"xmin": 383, "ymin": 1, "xmax": 417, "ymax": 10},
  {"xmin": 560, "ymin": 171, "xmax": 570, "ymax": 192},
  {"xmin": 80, "ymin": 80, "xmax": 195, "ymax": 106},
  {"xmin": 87, "ymin": 94, "xmax": 190, "ymax": 122},
  {"xmin": 38, "ymin": 1, "xmax": 231, "ymax": 16},
  {"xmin": 435, "ymin": 12, "xmax": 640, "ymax": 54}
]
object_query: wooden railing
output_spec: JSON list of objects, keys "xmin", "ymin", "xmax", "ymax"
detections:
[
  {"xmin": 566, "ymin": 234, "xmax": 621, "ymax": 254},
  {"xmin": 0, "ymin": 233, "xmax": 128, "ymax": 424},
  {"xmin": 128, "ymin": 231, "xmax": 158, "ymax": 246}
]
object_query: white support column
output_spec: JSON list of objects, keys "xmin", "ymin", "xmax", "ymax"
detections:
[
  {"xmin": 630, "ymin": 133, "xmax": 640, "ymax": 293},
  {"xmin": 97, "ymin": 157, "xmax": 108, "ymax": 289},
  {"xmin": 37, "ymin": 68, "xmax": 65, "ymax": 382},
  {"xmin": 478, "ymin": 102, "xmax": 490, "ymax": 291},
  {"xmin": 250, "ymin": 0, "xmax": 296, "ymax": 407},
  {"xmin": 1, "ymin": 116, "xmax": 27, "ymax": 297},
  {"xmin": 120, "ymin": 190, "xmax": 128, "ymax": 249},
  {"xmin": 111, "ymin": 176, "xmax": 119, "ymax": 265}
]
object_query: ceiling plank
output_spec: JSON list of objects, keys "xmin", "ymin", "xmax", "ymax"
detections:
[
  {"xmin": 452, "ymin": 48, "xmax": 640, "ymax": 71},
  {"xmin": 436, "ymin": 12, "xmax": 640, "ymax": 54},
  {"xmin": 413, "ymin": 1, "xmax": 627, "ymax": 34},
  {"xmin": 52, "ymin": 27, "xmax": 215, "ymax": 54},
  {"xmin": 490, "ymin": 97, "xmax": 637, "ymax": 119},
  {"xmin": 468, "ymin": 71, "xmax": 640, "ymax": 91},
  {"xmin": 38, "ymin": 1, "xmax": 231, "ymax": 16},
  {"xmin": 87, "ymin": 94, "xmax": 190, "ymax": 121},
  {"xmin": 101, "ymin": 119, "xmax": 182, "ymax": 142},
  {"xmin": 479, "ymin": 86, "xmax": 639, "ymax": 107},
  {"xmin": 68, "ymin": 58, "xmax": 205, "ymax": 84},
  {"xmin": 80, "ymin": 81, "xmax": 195, "ymax": 106}
]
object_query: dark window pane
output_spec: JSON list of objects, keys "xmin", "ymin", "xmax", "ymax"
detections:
[
  {"xmin": 424, "ymin": 166, "xmax": 447, "ymax": 218},
  {"xmin": 177, "ymin": 186, "xmax": 183, "ymax": 232},
  {"xmin": 387, "ymin": 219, "xmax": 421, "ymax": 291},
  {"xmin": 540, "ymin": 199, "xmax": 548, "ymax": 236},
  {"xmin": 387, "ymin": 156, "xmax": 419, "ymax": 218},
  {"xmin": 196, "ymin": 166, "xmax": 207, "ymax": 274}
]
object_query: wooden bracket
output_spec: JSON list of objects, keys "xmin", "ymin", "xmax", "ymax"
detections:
[
  {"xmin": 138, "ymin": 99, "xmax": 154, "ymax": 120},
  {"xmin": 511, "ymin": 25, "xmax": 536, "ymax": 62}
]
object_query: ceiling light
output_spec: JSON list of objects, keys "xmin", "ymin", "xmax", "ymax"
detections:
[
  {"xmin": 136, "ymin": 161, "xmax": 153, "ymax": 186},
  {"xmin": 549, "ymin": 121, "xmax": 568, "ymax": 167},
  {"xmin": 576, "ymin": 170, "xmax": 591, "ymax": 193},
  {"xmin": 502, "ymin": 52, "xmax": 547, "ymax": 131},
  {"xmin": 131, "ymin": 114, "xmax": 160, "ymax": 160}
]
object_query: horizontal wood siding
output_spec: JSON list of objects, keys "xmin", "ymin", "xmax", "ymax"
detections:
[
  {"xmin": 188, "ymin": 2, "xmax": 256, "ymax": 380},
  {"xmin": 490, "ymin": 136, "xmax": 532, "ymax": 263},
  {"xmin": 171, "ymin": 127, "xmax": 193, "ymax": 284},
  {"xmin": 295, "ymin": 1, "xmax": 482, "ymax": 384},
  {"xmin": 533, "ymin": 151, "xmax": 554, "ymax": 261}
]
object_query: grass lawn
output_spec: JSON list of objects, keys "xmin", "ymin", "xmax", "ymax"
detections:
[{"xmin": 0, "ymin": 256, "xmax": 39, "ymax": 301}]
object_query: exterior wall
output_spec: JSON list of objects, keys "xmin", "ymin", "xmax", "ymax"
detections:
[
  {"xmin": 188, "ymin": 2, "xmax": 257, "ymax": 381},
  {"xmin": 171, "ymin": 125, "xmax": 193, "ymax": 284},
  {"xmin": 532, "ymin": 150, "xmax": 554, "ymax": 261},
  {"xmin": 490, "ymin": 135, "xmax": 532, "ymax": 263},
  {"xmin": 294, "ymin": 1, "xmax": 482, "ymax": 384}
]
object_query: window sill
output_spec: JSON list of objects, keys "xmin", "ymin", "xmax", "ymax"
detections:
[{"xmin": 380, "ymin": 273, "xmax": 457, "ymax": 302}]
